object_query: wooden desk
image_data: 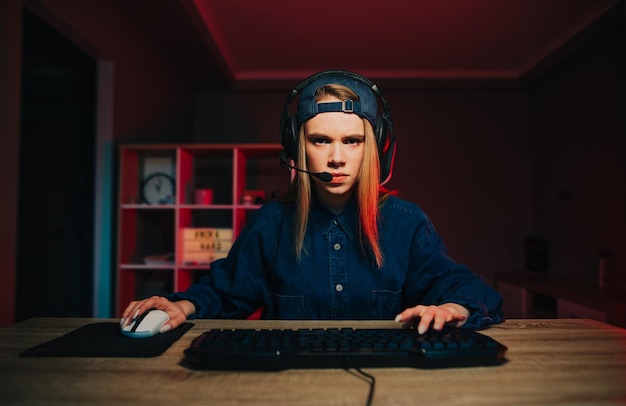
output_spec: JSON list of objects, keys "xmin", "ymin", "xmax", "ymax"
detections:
[{"xmin": 1, "ymin": 318, "xmax": 625, "ymax": 405}]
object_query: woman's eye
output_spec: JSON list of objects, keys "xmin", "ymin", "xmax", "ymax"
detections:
[
  {"xmin": 345, "ymin": 138, "xmax": 363, "ymax": 145},
  {"xmin": 312, "ymin": 137, "xmax": 330, "ymax": 144}
]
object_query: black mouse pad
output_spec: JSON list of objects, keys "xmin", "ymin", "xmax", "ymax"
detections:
[{"xmin": 19, "ymin": 322, "xmax": 194, "ymax": 358}]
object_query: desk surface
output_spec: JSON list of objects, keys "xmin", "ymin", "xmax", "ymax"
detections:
[{"xmin": 1, "ymin": 318, "xmax": 625, "ymax": 406}]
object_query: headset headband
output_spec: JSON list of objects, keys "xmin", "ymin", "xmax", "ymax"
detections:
[{"xmin": 279, "ymin": 70, "xmax": 396, "ymax": 185}]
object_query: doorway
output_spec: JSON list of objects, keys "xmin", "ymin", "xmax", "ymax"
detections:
[{"xmin": 17, "ymin": 8, "xmax": 96, "ymax": 320}]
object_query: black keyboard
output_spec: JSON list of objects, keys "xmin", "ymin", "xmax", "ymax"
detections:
[{"xmin": 183, "ymin": 327, "xmax": 507, "ymax": 370}]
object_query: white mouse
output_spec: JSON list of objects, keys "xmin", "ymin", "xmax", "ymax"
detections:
[{"xmin": 121, "ymin": 309, "xmax": 170, "ymax": 338}]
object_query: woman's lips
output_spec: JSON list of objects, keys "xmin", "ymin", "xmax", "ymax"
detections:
[{"xmin": 330, "ymin": 173, "xmax": 348, "ymax": 182}]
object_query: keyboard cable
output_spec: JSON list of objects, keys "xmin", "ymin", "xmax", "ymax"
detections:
[{"xmin": 344, "ymin": 367, "xmax": 376, "ymax": 406}]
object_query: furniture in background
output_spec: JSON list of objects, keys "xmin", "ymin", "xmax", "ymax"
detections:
[
  {"xmin": 117, "ymin": 144, "xmax": 285, "ymax": 315},
  {"xmin": 496, "ymin": 271, "xmax": 626, "ymax": 328},
  {"xmin": 1, "ymin": 318, "xmax": 625, "ymax": 405}
]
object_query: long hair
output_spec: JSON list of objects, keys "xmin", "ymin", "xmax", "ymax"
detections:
[{"xmin": 286, "ymin": 84, "xmax": 387, "ymax": 268}]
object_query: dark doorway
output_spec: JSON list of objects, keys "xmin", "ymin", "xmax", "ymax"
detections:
[{"xmin": 17, "ymin": 8, "xmax": 96, "ymax": 321}]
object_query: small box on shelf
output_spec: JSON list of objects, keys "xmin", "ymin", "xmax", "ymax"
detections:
[
  {"xmin": 241, "ymin": 190, "xmax": 266, "ymax": 205},
  {"xmin": 183, "ymin": 240, "xmax": 233, "ymax": 252},
  {"xmin": 181, "ymin": 227, "xmax": 233, "ymax": 240},
  {"xmin": 180, "ymin": 227, "xmax": 233, "ymax": 265},
  {"xmin": 181, "ymin": 252, "xmax": 228, "ymax": 265}
]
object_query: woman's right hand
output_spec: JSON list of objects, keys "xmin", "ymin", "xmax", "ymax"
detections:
[{"xmin": 120, "ymin": 296, "xmax": 195, "ymax": 333}]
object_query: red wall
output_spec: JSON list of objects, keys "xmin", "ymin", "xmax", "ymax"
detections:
[{"xmin": 0, "ymin": 0, "xmax": 22, "ymax": 327}]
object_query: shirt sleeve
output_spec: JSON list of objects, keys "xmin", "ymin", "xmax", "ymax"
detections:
[
  {"xmin": 403, "ymin": 211, "xmax": 504, "ymax": 329},
  {"xmin": 166, "ymin": 251, "xmax": 262, "ymax": 319},
  {"xmin": 166, "ymin": 207, "xmax": 277, "ymax": 319}
]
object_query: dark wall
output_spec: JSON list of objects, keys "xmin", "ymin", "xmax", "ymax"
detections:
[
  {"xmin": 195, "ymin": 88, "xmax": 534, "ymax": 286},
  {"xmin": 193, "ymin": 23, "xmax": 626, "ymax": 288},
  {"xmin": 529, "ymin": 21, "xmax": 625, "ymax": 284}
]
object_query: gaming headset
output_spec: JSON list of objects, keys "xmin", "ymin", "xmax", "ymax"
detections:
[{"xmin": 279, "ymin": 70, "xmax": 397, "ymax": 185}]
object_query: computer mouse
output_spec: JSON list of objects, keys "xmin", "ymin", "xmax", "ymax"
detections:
[{"xmin": 121, "ymin": 309, "xmax": 170, "ymax": 338}]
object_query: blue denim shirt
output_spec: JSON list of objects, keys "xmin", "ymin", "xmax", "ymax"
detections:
[{"xmin": 168, "ymin": 195, "xmax": 503, "ymax": 328}]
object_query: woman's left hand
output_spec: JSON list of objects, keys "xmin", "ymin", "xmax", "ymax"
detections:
[{"xmin": 395, "ymin": 303, "xmax": 470, "ymax": 334}]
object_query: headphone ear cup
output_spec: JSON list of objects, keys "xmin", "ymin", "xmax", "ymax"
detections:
[
  {"xmin": 280, "ymin": 114, "xmax": 299, "ymax": 161},
  {"xmin": 375, "ymin": 115, "xmax": 396, "ymax": 185},
  {"xmin": 374, "ymin": 116, "xmax": 387, "ymax": 152}
]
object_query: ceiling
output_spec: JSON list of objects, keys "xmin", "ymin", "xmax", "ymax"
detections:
[{"xmin": 117, "ymin": 0, "xmax": 623, "ymax": 91}]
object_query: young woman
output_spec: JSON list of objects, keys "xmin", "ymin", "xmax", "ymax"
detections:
[{"xmin": 121, "ymin": 70, "xmax": 503, "ymax": 335}]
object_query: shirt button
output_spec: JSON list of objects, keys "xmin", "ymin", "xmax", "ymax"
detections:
[
  {"xmin": 335, "ymin": 284, "xmax": 343, "ymax": 292},
  {"xmin": 333, "ymin": 243, "xmax": 341, "ymax": 250}
]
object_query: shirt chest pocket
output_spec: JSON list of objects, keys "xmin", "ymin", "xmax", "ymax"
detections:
[
  {"xmin": 371, "ymin": 289, "xmax": 402, "ymax": 319},
  {"xmin": 272, "ymin": 293, "xmax": 307, "ymax": 319}
]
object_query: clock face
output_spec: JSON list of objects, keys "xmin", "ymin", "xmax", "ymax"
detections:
[{"xmin": 142, "ymin": 173, "xmax": 175, "ymax": 204}]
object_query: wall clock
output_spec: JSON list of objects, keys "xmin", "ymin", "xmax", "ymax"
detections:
[{"xmin": 141, "ymin": 172, "xmax": 175, "ymax": 204}]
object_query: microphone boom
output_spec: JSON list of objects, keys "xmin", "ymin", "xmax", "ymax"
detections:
[{"xmin": 279, "ymin": 153, "xmax": 332, "ymax": 182}]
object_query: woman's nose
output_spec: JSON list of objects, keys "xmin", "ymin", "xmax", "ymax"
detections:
[{"xmin": 328, "ymin": 143, "xmax": 346, "ymax": 166}]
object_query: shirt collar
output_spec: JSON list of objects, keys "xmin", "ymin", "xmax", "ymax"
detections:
[{"xmin": 310, "ymin": 195, "xmax": 358, "ymax": 241}]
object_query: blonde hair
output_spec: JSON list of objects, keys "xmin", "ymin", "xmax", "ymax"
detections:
[{"xmin": 287, "ymin": 84, "xmax": 386, "ymax": 268}]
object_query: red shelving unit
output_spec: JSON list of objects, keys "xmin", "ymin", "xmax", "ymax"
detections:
[{"xmin": 116, "ymin": 143, "xmax": 286, "ymax": 315}]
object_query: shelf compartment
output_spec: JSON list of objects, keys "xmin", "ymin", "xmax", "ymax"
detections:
[
  {"xmin": 180, "ymin": 147, "xmax": 233, "ymax": 205},
  {"xmin": 118, "ymin": 207, "xmax": 174, "ymax": 265},
  {"xmin": 119, "ymin": 146, "xmax": 176, "ymax": 205}
]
